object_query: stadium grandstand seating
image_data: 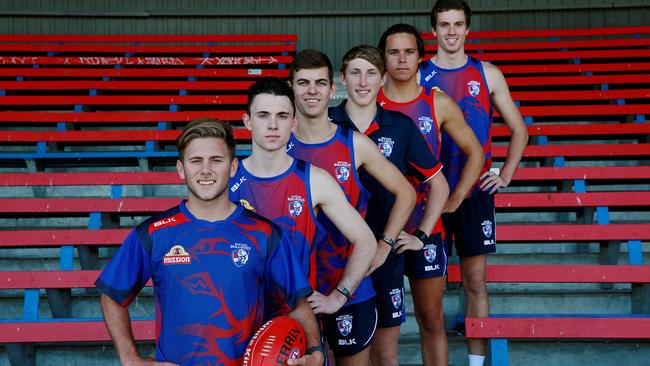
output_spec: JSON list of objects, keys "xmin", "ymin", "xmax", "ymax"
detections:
[{"xmin": 0, "ymin": 25, "xmax": 649, "ymax": 365}]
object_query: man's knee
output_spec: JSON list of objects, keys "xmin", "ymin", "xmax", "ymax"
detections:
[
  {"xmin": 370, "ymin": 345, "xmax": 399, "ymax": 366},
  {"xmin": 463, "ymin": 275, "xmax": 488, "ymax": 298},
  {"xmin": 415, "ymin": 308, "xmax": 445, "ymax": 334}
]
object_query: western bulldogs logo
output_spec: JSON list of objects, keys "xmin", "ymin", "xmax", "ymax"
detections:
[
  {"xmin": 418, "ymin": 116, "xmax": 433, "ymax": 134},
  {"xmin": 336, "ymin": 315, "xmax": 353, "ymax": 336},
  {"xmin": 334, "ymin": 161, "xmax": 351, "ymax": 183},
  {"xmin": 468, "ymin": 80, "xmax": 481, "ymax": 97},
  {"xmin": 390, "ymin": 288, "xmax": 402, "ymax": 309},
  {"xmin": 288, "ymin": 195, "xmax": 304, "ymax": 218},
  {"xmin": 377, "ymin": 137, "xmax": 394, "ymax": 157},
  {"xmin": 481, "ymin": 220, "xmax": 493, "ymax": 238},
  {"xmin": 231, "ymin": 243, "xmax": 251, "ymax": 267},
  {"xmin": 424, "ymin": 244, "xmax": 436, "ymax": 263}
]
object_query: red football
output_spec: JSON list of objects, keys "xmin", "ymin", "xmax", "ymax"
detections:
[{"xmin": 242, "ymin": 316, "xmax": 306, "ymax": 366}]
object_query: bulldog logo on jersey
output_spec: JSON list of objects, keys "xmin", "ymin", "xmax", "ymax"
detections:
[
  {"xmin": 482, "ymin": 220, "xmax": 493, "ymax": 238},
  {"xmin": 390, "ymin": 288, "xmax": 402, "ymax": 309},
  {"xmin": 418, "ymin": 116, "xmax": 433, "ymax": 134},
  {"xmin": 231, "ymin": 243, "xmax": 251, "ymax": 267},
  {"xmin": 424, "ymin": 244, "xmax": 436, "ymax": 263},
  {"xmin": 334, "ymin": 161, "xmax": 352, "ymax": 183},
  {"xmin": 336, "ymin": 314, "xmax": 353, "ymax": 336},
  {"xmin": 287, "ymin": 195, "xmax": 305, "ymax": 218},
  {"xmin": 468, "ymin": 80, "xmax": 481, "ymax": 97},
  {"xmin": 377, "ymin": 137, "xmax": 394, "ymax": 157},
  {"xmin": 163, "ymin": 245, "xmax": 191, "ymax": 265}
]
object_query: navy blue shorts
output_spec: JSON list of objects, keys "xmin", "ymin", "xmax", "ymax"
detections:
[
  {"xmin": 442, "ymin": 190, "xmax": 496, "ymax": 257},
  {"xmin": 370, "ymin": 253, "xmax": 406, "ymax": 328},
  {"xmin": 405, "ymin": 232, "xmax": 448, "ymax": 279},
  {"xmin": 321, "ymin": 297, "xmax": 377, "ymax": 357}
]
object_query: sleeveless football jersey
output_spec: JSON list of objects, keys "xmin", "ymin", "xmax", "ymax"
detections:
[
  {"xmin": 419, "ymin": 56, "xmax": 493, "ymax": 194},
  {"xmin": 229, "ymin": 159, "xmax": 322, "ymax": 289},
  {"xmin": 287, "ymin": 125, "xmax": 374, "ymax": 304},
  {"xmin": 96, "ymin": 203, "xmax": 310, "ymax": 366},
  {"xmin": 377, "ymin": 88, "xmax": 444, "ymax": 235}
]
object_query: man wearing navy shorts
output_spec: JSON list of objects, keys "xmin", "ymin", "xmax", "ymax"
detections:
[{"xmin": 419, "ymin": 1, "xmax": 529, "ymax": 365}]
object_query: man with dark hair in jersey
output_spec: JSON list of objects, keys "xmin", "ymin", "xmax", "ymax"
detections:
[
  {"xmin": 97, "ymin": 118, "xmax": 323, "ymax": 366},
  {"xmin": 287, "ymin": 48, "xmax": 417, "ymax": 366},
  {"xmin": 419, "ymin": 2, "xmax": 528, "ymax": 365},
  {"xmin": 329, "ymin": 44, "xmax": 451, "ymax": 366},
  {"xmin": 376, "ymin": 23, "xmax": 485, "ymax": 366},
  {"xmin": 229, "ymin": 77, "xmax": 378, "ymax": 360}
]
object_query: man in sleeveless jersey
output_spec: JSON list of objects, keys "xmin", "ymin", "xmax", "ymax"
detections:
[
  {"xmin": 229, "ymin": 77, "xmax": 377, "ymax": 325},
  {"xmin": 97, "ymin": 119, "xmax": 324, "ymax": 366},
  {"xmin": 329, "ymin": 44, "xmax": 451, "ymax": 366},
  {"xmin": 287, "ymin": 49, "xmax": 416, "ymax": 366},
  {"xmin": 376, "ymin": 23, "xmax": 485, "ymax": 366},
  {"xmin": 419, "ymin": 2, "xmax": 528, "ymax": 365}
]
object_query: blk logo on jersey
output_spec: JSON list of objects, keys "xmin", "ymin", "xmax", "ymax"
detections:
[
  {"xmin": 423, "ymin": 244, "xmax": 436, "ymax": 263},
  {"xmin": 390, "ymin": 288, "xmax": 402, "ymax": 309},
  {"xmin": 230, "ymin": 175, "xmax": 246, "ymax": 193},
  {"xmin": 334, "ymin": 161, "xmax": 352, "ymax": 183},
  {"xmin": 424, "ymin": 69, "xmax": 437, "ymax": 82},
  {"xmin": 481, "ymin": 220, "xmax": 493, "ymax": 238},
  {"xmin": 231, "ymin": 243, "xmax": 251, "ymax": 267},
  {"xmin": 163, "ymin": 245, "xmax": 191, "ymax": 265},
  {"xmin": 468, "ymin": 80, "xmax": 481, "ymax": 97},
  {"xmin": 336, "ymin": 314, "xmax": 353, "ymax": 336},
  {"xmin": 287, "ymin": 195, "xmax": 305, "ymax": 218},
  {"xmin": 418, "ymin": 116, "xmax": 433, "ymax": 134},
  {"xmin": 377, "ymin": 137, "xmax": 394, "ymax": 157}
]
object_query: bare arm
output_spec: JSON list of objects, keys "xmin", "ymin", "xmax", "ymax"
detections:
[
  {"xmin": 395, "ymin": 171, "xmax": 449, "ymax": 254},
  {"xmin": 286, "ymin": 298, "xmax": 325, "ymax": 366},
  {"xmin": 309, "ymin": 166, "xmax": 377, "ymax": 313},
  {"xmin": 480, "ymin": 62, "xmax": 529, "ymax": 192},
  {"xmin": 353, "ymin": 132, "xmax": 416, "ymax": 271},
  {"xmin": 435, "ymin": 91, "xmax": 485, "ymax": 212},
  {"xmin": 100, "ymin": 294, "xmax": 177, "ymax": 366}
]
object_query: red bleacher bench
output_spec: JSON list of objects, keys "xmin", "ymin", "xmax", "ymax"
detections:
[{"xmin": 465, "ymin": 316, "xmax": 650, "ymax": 366}]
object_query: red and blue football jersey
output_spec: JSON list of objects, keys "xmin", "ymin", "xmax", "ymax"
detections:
[
  {"xmin": 287, "ymin": 125, "xmax": 374, "ymax": 304},
  {"xmin": 419, "ymin": 56, "xmax": 494, "ymax": 194},
  {"xmin": 229, "ymin": 159, "xmax": 323, "ymax": 289},
  {"xmin": 96, "ymin": 203, "xmax": 311, "ymax": 366},
  {"xmin": 377, "ymin": 88, "xmax": 444, "ymax": 235}
]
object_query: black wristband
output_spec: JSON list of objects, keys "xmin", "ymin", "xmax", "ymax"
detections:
[
  {"xmin": 380, "ymin": 235, "xmax": 395, "ymax": 248},
  {"xmin": 335, "ymin": 283, "xmax": 352, "ymax": 301},
  {"xmin": 411, "ymin": 229, "xmax": 429, "ymax": 244},
  {"xmin": 306, "ymin": 345, "xmax": 325, "ymax": 355}
]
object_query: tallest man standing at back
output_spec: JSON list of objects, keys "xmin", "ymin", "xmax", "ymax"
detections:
[{"xmin": 419, "ymin": 1, "xmax": 529, "ymax": 365}]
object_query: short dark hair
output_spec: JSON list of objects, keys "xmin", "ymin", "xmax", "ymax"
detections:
[
  {"xmin": 341, "ymin": 45, "xmax": 385, "ymax": 75},
  {"xmin": 246, "ymin": 76, "xmax": 295, "ymax": 115},
  {"xmin": 378, "ymin": 23, "xmax": 425, "ymax": 58},
  {"xmin": 430, "ymin": 0, "xmax": 472, "ymax": 28},
  {"xmin": 289, "ymin": 48, "xmax": 334, "ymax": 85},
  {"xmin": 177, "ymin": 118, "xmax": 236, "ymax": 160}
]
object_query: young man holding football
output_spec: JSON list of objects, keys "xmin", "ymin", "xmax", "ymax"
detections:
[
  {"xmin": 419, "ymin": 1, "xmax": 528, "ymax": 365},
  {"xmin": 97, "ymin": 118, "xmax": 324, "ymax": 365}
]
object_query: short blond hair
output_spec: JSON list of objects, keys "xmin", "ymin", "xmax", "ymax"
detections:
[
  {"xmin": 341, "ymin": 45, "xmax": 385, "ymax": 75},
  {"xmin": 176, "ymin": 118, "xmax": 236, "ymax": 160}
]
